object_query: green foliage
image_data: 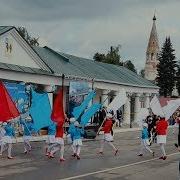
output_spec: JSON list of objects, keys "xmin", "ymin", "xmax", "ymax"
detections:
[
  {"xmin": 123, "ymin": 60, "xmax": 137, "ymax": 73},
  {"xmin": 176, "ymin": 60, "xmax": 180, "ymax": 96},
  {"xmin": 139, "ymin": 69, "xmax": 145, "ymax": 78},
  {"xmin": 93, "ymin": 45, "xmax": 137, "ymax": 73},
  {"xmin": 93, "ymin": 46, "xmax": 122, "ymax": 65},
  {"xmin": 17, "ymin": 27, "xmax": 39, "ymax": 46},
  {"xmin": 156, "ymin": 37, "xmax": 176, "ymax": 97}
]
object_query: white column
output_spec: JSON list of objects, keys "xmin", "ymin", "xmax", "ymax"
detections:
[
  {"xmin": 144, "ymin": 93, "xmax": 150, "ymax": 108},
  {"xmin": 134, "ymin": 93, "xmax": 141, "ymax": 122},
  {"xmin": 123, "ymin": 94, "xmax": 131, "ymax": 124},
  {"xmin": 101, "ymin": 90, "xmax": 109, "ymax": 107}
]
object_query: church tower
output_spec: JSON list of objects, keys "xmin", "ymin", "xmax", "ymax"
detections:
[{"xmin": 144, "ymin": 15, "xmax": 159, "ymax": 81}]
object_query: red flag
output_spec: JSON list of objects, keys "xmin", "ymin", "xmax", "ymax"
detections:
[
  {"xmin": 51, "ymin": 88, "xmax": 65, "ymax": 123},
  {"xmin": 0, "ymin": 81, "xmax": 20, "ymax": 122}
]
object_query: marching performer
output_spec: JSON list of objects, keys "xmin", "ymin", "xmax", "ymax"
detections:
[
  {"xmin": 45, "ymin": 122, "xmax": 56, "ymax": 156},
  {"xmin": 156, "ymin": 117, "xmax": 168, "ymax": 160},
  {"xmin": 98, "ymin": 113, "xmax": 118, "ymax": 155},
  {"xmin": 71, "ymin": 121, "xmax": 84, "ymax": 160},
  {"xmin": 48, "ymin": 120, "xmax": 65, "ymax": 162},
  {"xmin": 138, "ymin": 123, "xmax": 154, "ymax": 157},
  {"xmin": 20, "ymin": 116, "xmax": 34, "ymax": 154},
  {"xmin": 67, "ymin": 117, "xmax": 76, "ymax": 156},
  {"xmin": 174, "ymin": 114, "xmax": 180, "ymax": 151},
  {"xmin": 0, "ymin": 121, "xmax": 15, "ymax": 159},
  {"xmin": 0, "ymin": 121, "xmax": 5, "ymax": 147}
]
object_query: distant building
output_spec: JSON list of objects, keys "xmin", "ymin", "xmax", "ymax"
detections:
[{"xmin": 144, "ymin": 15, "xmax": 159, "ymax": 81}]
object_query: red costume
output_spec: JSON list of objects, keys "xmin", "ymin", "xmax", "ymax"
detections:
[
  {"xmin": 55, "ymin": 121, "xmax": 64, "ymax": 138},
  {"xmin": 102, "ymin": 119, "xmax": 113, "ymax": 134},
  {"xmin": 156, "ymin": 119, "xmax": 168, "ymax": 135}
]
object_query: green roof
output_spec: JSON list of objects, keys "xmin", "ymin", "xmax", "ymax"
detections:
[
  {"xmin": 0, "ymin": 26, "xmax": 14, "ymax": 35},
  {"xmin": 0, "ymin": 26, "xmax": 158, "ymax": 89},
  {"xmin": 33, "ymin": 46, "xmax": 158, "ymax": 88},
  {"xmin": 0, "ymin": 62, "xmax": 51, "ymax": 75}
]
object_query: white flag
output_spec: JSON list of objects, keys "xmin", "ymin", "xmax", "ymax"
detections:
[
  {"xmin": 150, "ymin": 95, "xmax": 164, "ymax": 117},
  {"xmin": 107, "ymin": 89, "xmax": 127, "ymax": 112},
  {"xmin": 163, "ymin": 98, "xmax": 180, "ymax": 119},
  {"xmin": 136, "ymin": 108, "xmax": 149, "ymax": 128}
]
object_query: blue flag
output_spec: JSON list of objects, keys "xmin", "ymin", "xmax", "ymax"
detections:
[
  {"xmin": 72, "ymin": 90, "xmax": 96, "ymax": 119},
  {"xmin": 80, "ymin": 103, "xmax": 102, "ymax": 126},
  {"xmin": 30, "ymin": 90, "xmax": 52, "ymax": 131}
]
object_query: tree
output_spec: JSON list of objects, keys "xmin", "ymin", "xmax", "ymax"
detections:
[
  {"xmin": 17, "ymin": 27, "xmax": 39, "ymax": 46},
  {"xmin": 139, "ymin": 69, "xmax": 145, "ymax": 78},
  {"xmin": 156, "ymin": 37, "xmax": 176, "ymax": 97},
  {"xmin": 176, "ymin": 60, "xmax": 180, "ymax": 96},
  {"xmin": 93, "ymin": 52, "xmax": 106, "ymax": 62},
  {"xmin": 123, "ymin": 60, "xmax": 137, "ymax": 73},
  {"xmin": 93, "ymin": 45, "xmax": 122, "ymax": 65}
]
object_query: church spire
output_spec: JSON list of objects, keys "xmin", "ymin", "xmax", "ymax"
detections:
[
  {"xmin": 144, "ymin": 15, "xmax": 160, "ymax": 81},
  {"xmin": 153, "ymin": 14, "xmax": 156, "ymax": 21}
]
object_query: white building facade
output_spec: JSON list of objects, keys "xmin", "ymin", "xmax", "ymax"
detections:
[{"xmin": 0, "ymin": 26, "xmax": 159, "ymax": 126}]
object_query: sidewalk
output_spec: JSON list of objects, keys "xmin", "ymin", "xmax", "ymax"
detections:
[{"xmin": 13, "ymin": 127, "xmax": 141, "ymax": 143}]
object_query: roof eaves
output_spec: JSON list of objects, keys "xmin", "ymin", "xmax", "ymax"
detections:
[
  {"xmin": 0, "ymin": 26, "xmax": 14, "ymax": 36},
  {"xmin": 95, "ymin": 78, "xmax": 159, "ymax": 89}
]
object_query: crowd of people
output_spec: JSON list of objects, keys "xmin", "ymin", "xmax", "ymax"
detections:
[
  {"xmin": 138, "ymin": 112, "xmax": 180, "ymax": 160},
  {"xmin": 0, "ymin": 108, "xmax": 179, "ymax": 162}
]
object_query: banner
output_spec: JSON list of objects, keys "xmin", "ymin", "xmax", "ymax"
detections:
[
  {"xmin": 80, "ymin": 103, "xmax": 102, "ymax": 126},
  {"xmin": 0, "ymin": 81, "xmax": 20, "ymax": 122},
  {"xmin": 30, "ymin": 90, "xmax": 52, "ymax": 131},
  {"xmin": 69, "ymin": 81, "xmax": 90, "ymax": 117},
  {"xmin": 107, "ymin": 89, "xmax": 127, "ymax": 112},
  {"xmin": 150, "ymin": 95, "xmax": 164, "ymax": 117}
]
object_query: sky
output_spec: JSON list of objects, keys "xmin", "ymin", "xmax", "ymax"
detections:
[{"xmin": 0, "ymin": 0, "xmax": 180, "ymax": 72}]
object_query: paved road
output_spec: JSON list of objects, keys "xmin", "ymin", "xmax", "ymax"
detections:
[{"xmin": 0, "ymin": 129, "xmax": 179, "ymax": 180}]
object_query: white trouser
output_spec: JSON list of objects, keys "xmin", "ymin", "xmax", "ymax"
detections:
[
  {"xmin": 139, "ymin": 139, "xmax": 153, "ymax": 154},
  {"xmin": 71, "ymin": 144, "xmax": 76, "ymax": 154},
  {"xmin": 73, "ymin": 145, "xmax": 81, "ymax": 156},
  {"xmin": 24, "ymin": 139, "xmax": 31, "ymax": 152},
  {"xmin": 0, "ymin": 143, "xmax": 12, "ymax": 157},
  {"xmin": 50, "ymin": 143, "xmax": 64, "ymax": 159},
  {"xmin": 99, "ymin": 139, "xmax": 117, "ymax": 152},
  {"xmin": 160, "ymin": 143, "xmax": 166, "ymax": 156}
]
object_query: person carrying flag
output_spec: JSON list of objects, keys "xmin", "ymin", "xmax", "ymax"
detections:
[
  {"xmin": 0, "ymin": 121, "xmax": 5, "ymax": 147},
  {"xmin": 20, "ymin": 116, "xmax": 34, "ymax": 154},
  {"xmin": 156, "ymin": 117, "xmax": 168, "ymax": 160},
  {"xmin": 0, "ymin": 121, "xmax": 15, "ymax": 159},
  {"xmin": 45, "ymin": 122, "xmax": 56, "ymax": 156},
  {"xmin": 137, "ymin": 123, "xmax": 155, "ymax": 157},
  {"xmin": 174, "ymin": 114, "xmax": 180, "ymax": 151},
  {"xmin": 67, "ymin": 117, "xmax": 76, "ymax": 156},
  {"xmin": 70, "ymin": 121, "xmax": 84, "ymax": 160},
  {"xmin": 98, "ymin": 113, "xmax": 118, "ymax": 155},
  {"xmin": 48, "ymin": 120, "xmax": 65, "ymax": 162}
]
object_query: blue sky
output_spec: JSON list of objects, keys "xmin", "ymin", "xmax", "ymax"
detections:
[{"xmin": 0, "ymin": 0, "xmax": 179, "ymax": 71}]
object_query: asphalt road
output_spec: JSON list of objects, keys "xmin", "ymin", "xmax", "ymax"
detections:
[{"xmin": 0, "ymin": 129, "xmax": 179, "ymax": 180}]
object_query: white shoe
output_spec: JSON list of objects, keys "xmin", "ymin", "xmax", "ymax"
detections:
[{"xmin": 0, "ymin": 153, "xmax": 2, "ymax": 156}]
